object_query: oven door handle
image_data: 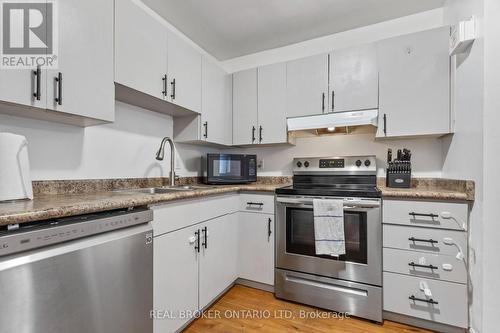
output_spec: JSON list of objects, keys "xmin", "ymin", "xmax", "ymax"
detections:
[{"xmin": 276, "ymin": 197, "xmax": 380, "ymax": 208}]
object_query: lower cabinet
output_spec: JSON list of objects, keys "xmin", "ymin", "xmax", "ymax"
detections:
[
  {"xmin": 154, "ymin": 224, "xmax": 199, "ymax": 333},
  {"xmin": 153, "ymin": 212, "xmax": 238, "ymax": 333},
  {"xmin": 199, "ymin": 213, "xmax": 238, "ymax": 308},
  {"xmin": 238, "ymin": 212, "xmax": 274, "ymax": 285}
]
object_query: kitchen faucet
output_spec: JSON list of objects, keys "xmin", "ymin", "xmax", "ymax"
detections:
[{"xmin": 156, "ymin": 137, "xmax": 176, "ymax": 187}]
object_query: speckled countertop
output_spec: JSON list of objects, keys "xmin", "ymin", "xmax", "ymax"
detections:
[
  {"xmin": 0, "ymin": 184, "xmax": 282, "ymax": 226},
  {"xmin": 0, "ymin": 177, "xmax": 474, "ymax": 226}
]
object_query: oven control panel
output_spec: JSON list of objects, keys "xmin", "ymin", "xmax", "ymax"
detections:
[{"xmin": 293, "ymin": 156, "xmax": 376, "ymax": 174}]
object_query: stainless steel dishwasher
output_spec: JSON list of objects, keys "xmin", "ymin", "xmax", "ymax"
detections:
[{"xmin": 0, "ymin": 207, "xmax": 153, "ymax": 333}]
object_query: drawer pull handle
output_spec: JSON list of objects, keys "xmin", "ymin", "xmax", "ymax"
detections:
[
  {"xmin": 409, "ymin": 212, "xmax": 439, "ymax": 218},
  {"xmin": 409, "ymin": 295, "xmax": 438, "ymax": 305},
  {"xmin": 408, "ymin": 262, "xmax": 438, "ymax": 270},
  {"xmin": 408, "ymin": 237, "xmax": 438, "ymax": 244},
  {"xmin": 247, "ymin": 202, "xmax": 264, "ymax": 206}
]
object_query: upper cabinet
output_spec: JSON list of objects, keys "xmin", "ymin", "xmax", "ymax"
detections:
[
  {"xmin": 166, "ymin": 32, "xmax": 202, "ymax": 113},
  {"xmin": 329, "ymin": 44, "xmax": 378, "ymax": 112},
  {"xmin": 115, "ymin": 0, "xmax": 167, "ymax": 100},
  {"xmin": 47, "ymin": 0, "xmax": 114, "ymax": 122},
  {"xmin": 0, "ymin": 0, "xmax": 114, "ymax": 126},
  {"xmin": 286, "ymin": 54, "xmax": 329, "ymax": 118},
  {"xmin": 233, "ymin": 69, "xmax": 258, "ymax": 145},
  {"xmin": 115, "ymin": 0, "xmax": 201, "ymax": 117},
  {"xmin": 232, "ymin": 64, "xmax": 289, "ymax": 146},
  {"xmin": 376, "ymin": 27, "xmax": 451, "ymax": 138},
  {"xmin": 258, "ymin": 63, "xmax": 287, "ymax": 144}
]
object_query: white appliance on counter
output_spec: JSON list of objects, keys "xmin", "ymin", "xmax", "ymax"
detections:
[{"xmin": 0, "ymin": 133, "xmax": 33, "ymax": 201}]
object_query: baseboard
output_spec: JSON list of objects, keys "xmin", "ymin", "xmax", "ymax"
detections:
[
  {"xmin": 384, "ymin": 311, "xmax": 467, "ymax": 333},
  {"xmin": 235, "ymin": 278, "xmax": 274, "ymax": 293}
]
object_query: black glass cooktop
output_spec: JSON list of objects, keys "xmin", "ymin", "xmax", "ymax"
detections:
[{"xmin": 275, "ymin": 175, "xmax": 381, "ymax": 198}]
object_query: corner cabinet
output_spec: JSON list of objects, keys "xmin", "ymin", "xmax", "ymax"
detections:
[
  {"xmin": 174, "ymin": 57, "xmax": 232, "ymax": 146},
  {"xmin": 286, "ymin": 54, "xmax": 329, "ymax": 118},
  {"xmin": 376, "ymin": 27, "xmax": 451, "ymax": 138},
  {"xmin": 232, "ymin": 64, "xmax": 288, "ymax": 146},
  {"xmin": 0, "ymin": 0, "xmax": 114, "ymax": 126}
]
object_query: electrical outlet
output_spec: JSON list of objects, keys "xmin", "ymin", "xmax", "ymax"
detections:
[{"xmin": 257, "ymin": 159, "xmax": 264, "ymax": 169}]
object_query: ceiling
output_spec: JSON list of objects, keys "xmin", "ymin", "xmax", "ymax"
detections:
[{"xmin": 143, "ymin": 0, "xmax": 445, "ymax": 60}]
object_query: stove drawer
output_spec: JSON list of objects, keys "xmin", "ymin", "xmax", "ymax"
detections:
[
  {"xmin": 383, "ymin": 248, "xmax": 467, "ymax": 284},
  {"xmin": 383, "ymin": 272, "xmax": 467, "ymax": 328},
  {"xmin": 275, "ymin": 269, "xmax": 382, "ymax": 322},
  {"xmin": 239, "ymin": 193, "xmax": 275, "ymax": 214},
  {"xmin": 383, "ymin": 200, "xmax": 468, "ymax": 230},
  {"xmin": 383, "ymin": 224, "xmax": 467, "ymax": 257}
]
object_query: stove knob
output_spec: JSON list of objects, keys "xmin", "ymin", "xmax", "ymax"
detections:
[
  {"xmin": 304, "ymin": 161, "xmax": 310, "ymax": 168},
  {"xmin": 364, "ymin": 159, "xmax": 371, "ymax": 167},
  {"xmin": 296, "ymin": 161, "xmax": 302, "ymax": 168},
  {"xmin": 355, "ymin": 160, "xmax": 362, "ymax": 167}
]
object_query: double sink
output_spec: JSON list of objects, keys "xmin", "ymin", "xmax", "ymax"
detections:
[{"xmin": 115, "ymin": 185, "xmax": 215, "ymax": 195}]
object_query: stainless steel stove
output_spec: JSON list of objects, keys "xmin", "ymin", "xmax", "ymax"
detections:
[{"xmin": 274, "ymin": 156, "xmax": 382, "ymax": 322}]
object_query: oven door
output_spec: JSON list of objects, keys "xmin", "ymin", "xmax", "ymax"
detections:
[
  {"xmin": 206, "ymin": 154, "xmax": 248, "ymax": 184},
  {"xmin": 276, "ymin": 196, "xmax": 382, "ymax": 286}
]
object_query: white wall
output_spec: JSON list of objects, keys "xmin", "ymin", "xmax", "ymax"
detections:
[
  {"xmin": 0, "ymin": 102, "xmax": 211, "ymax": 180},
  {"xmin": 441, "ymin": 1, "xmax": 484, "ymax": 332},
  {"xmin": 232, "ymin": 134, "xmax": 443, "ymax": 177},
  {"xmin": 482, "ymin": 0, "xmax": 500, "ymax": 331},
  {"xmin": 221, "ymin": 8, "xmax": 444, "ymax": 73}
]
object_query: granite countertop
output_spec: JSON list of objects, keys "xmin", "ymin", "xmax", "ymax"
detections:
[
  {"xmin": 0, "ymin": 183, "xmax": 282, "ymax": 226},
  {"xmin": 0, "ymin": 177, "xmax": 474, "ymax": 226}
]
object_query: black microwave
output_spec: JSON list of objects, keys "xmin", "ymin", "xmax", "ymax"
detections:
[{"xmin": 202, "ymin": 154, "xmax": 257, "ymax": 184}]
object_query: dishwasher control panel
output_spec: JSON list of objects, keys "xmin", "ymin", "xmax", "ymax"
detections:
[{"xmin": 0, "ymin": 208, "xmax": 152, "ymax": 257}]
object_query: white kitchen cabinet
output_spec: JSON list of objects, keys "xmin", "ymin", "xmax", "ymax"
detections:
[
  {"xmin": 286, "ymin": 54, "xmax": 329, "ymax": 118},
  {"xmin": 233, "ymin": 69, "xmax": 258, "ymax": 145},
  {"xmin": 258, "ymin": 63, "xmax": 287, "ymax": 144},
  {"xmin": 238, "ymin": 212, "xmax": 274, "ymax": 285},
  {"xmin": 201, "ymin": 58, "xmax": 232, "ymax": 145},
  {"xmin": 47, "ymin": 0, "xmax": 114, "ymax": 122},
  {"xmin": 329, "ymin": 43, "xmax": 378, "ymax": 112},
  {"xmin": 199, "ymin": 213, "xmax": 238, "ymax": 309},
  {"xmin": 115, "ymin": 0, "xmax": 167, "ymax": 100},
  {"xmin": 0, "ymin": 68, "xmax": 47, "ymax": 110},
  {"xmin": 154, "ymin": 224, "xmax": 199, "ymax": 333},
  {"xmin": 167, "ymin": 32, "xmax": 202, "ymax": 113},
  {"xmin": 376, "ymin": 27, "xmax": 451, "ymax": 138}
]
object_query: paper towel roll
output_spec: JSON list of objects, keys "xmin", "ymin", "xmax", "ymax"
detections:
[{"xmin": 0, "ymin": 133, "xmax": 33, "ymax": 201}]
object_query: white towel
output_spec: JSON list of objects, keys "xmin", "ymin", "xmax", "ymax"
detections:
[{"xmin": 313, "ymin": 198, "xmax": 345, "ymax": 256}]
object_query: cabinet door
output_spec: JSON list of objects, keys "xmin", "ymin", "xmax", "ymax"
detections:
[
  {"xmin": 376, "ymin": 27, "xmax": 450, "ymax": 138},
  {"xmin": 0, "ymin": 0, "xmax": 47, "ymax": 110},
  {"xmin": 154, "ymin": 225, "xmax": 199, "ymax": 333},
  {"xmin": 167, "ymin": 32, "xmax": 202, "ymax": 113},
  {"xmin": 115, "ymin": 0, "xmax": 167, "ymax": 100},
  {"xmin": 233, "ymin": 69, "xmax": 258, "ymax": 145},
  {"xmin": 258, "ymin": 63, "xmax": 287, "ymax": 144},
  {"xmin": 201, "ymin": 58, "xmax": 231, "ymax": 145},
  {"xmin": 286, "ymin": 54, "xmax": 329, "ymax": 118},
  {"xmin": 199, "ymin": 213, "xmax": 238, "ymax": 309},
  {"xmin": 47, "ymin": 0, "xmax": 114, "ymax": 121},
  {"xmin": 238, "ymin": 212, "xmax": 274, "ymax": 285},
  {"xmin": 329, "ymin": 44, "xmax": 378, "ymax": 112}
]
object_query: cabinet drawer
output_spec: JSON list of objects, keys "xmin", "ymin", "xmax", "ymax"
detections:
[
  {"xmin": 383, "ymin": 272, "xmax": 467, "ymax": 328},
  {"xmin": 383, "ymin": 248, "xmax": 467, "ymax": 284},
  {"xmin": 152, "ymin": 194, "xmax": 238, "ymax": 235},
  {"xmin": 239, "ymin": 193, "xmax": 275, "ymax": 214},
  {"xmin": 383, "ymin": 200, "xmax": 468, "ymax": 230},
  {"xmin": 383, "ymin": 224, "xmax": 467, "ymax": 258}
]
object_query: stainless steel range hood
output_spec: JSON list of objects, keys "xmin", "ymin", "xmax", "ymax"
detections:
[{"xmin": 287, "ymin": 109, "xmax": 378, "ymax": 132}]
